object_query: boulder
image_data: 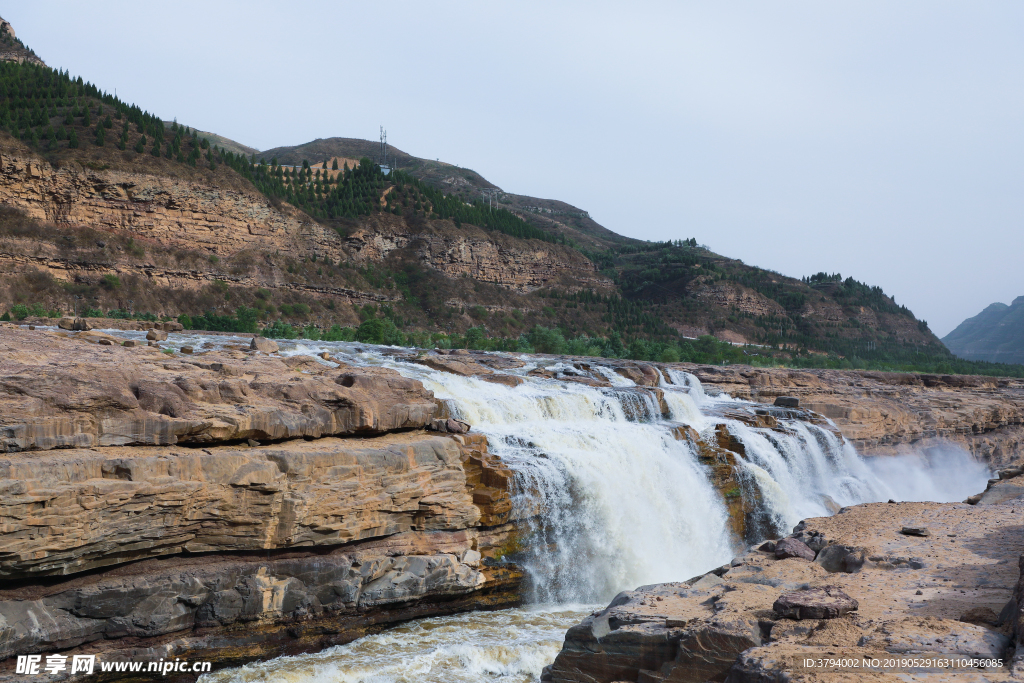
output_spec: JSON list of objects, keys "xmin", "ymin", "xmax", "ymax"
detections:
[
  {"xmin": 181, "ymin": 346, "xmax": 194, "ymax": 354},
  {"xmin": 146, "ymin": 329, "xmax": 168, "ymax": 341},
  {"xmin": 57, "ymin": 317, "xmax": 75, "ymax": 330},
  {"xmin": 250, "ymin": 336, "xmax": 279, "ymax": 353},
  {"xmin": 774, "ymin": 396, "xmax": 799, "ymax": 408},
  {"xmin": 900, "ymin": 526, "xmax": 930, "ymax": 537},
  {"xmin": 415, "ymin": 355, "xmax": 493, "ymax": 377},
  {"xmin": 122, "ymin": 340, "xmax": 137, "ymax": 347},
  {"xmin": 481, "ymin": 374, "xmax": 524, "ymax": 388},
  {"xmin": 773, "ymin": 586, "xmax": 858, "ymax": 620},
  {"xmin": 814, "ymin": 544, "xmax": 866, "ymax": 573},
  {"xmin": 428, "ymin": 418, "xmax": 471, "ymax": 434},
  {"xmin": 774, "ymin": 537, "xmax": 816, "ymax": 561}
]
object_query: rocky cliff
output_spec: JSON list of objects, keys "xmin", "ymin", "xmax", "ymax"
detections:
[{"xmin": 0, "ymin": 326, "xmax": 525, "ymax": 679}]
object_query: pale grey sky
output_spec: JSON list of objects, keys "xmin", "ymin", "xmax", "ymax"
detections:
[{"xmin": 8, "ymin": 2, "xmax": 1023, "ymax": 336}]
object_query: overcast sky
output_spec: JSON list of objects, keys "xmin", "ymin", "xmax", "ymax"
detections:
[{"xmin": 8, "ymin": 2, "xmax": 1023, "ymax": 336}]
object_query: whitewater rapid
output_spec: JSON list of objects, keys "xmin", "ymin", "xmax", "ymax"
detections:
[{"xmin": 103, "ymin": 332, "xmax": 989, "ymax": 683}]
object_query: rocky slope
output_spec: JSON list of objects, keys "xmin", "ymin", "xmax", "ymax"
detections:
[
  {"xmin": 944, "ymin": 297, "xmax": 1024, "ymax": 366},
  {"xmin": 545, "ymin": 468, "xmax": 1024, "ymax": 683}
]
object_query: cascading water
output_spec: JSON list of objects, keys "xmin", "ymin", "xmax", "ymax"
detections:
[{"xmin": 112, "ymin": 331, "xmax": 990, "ymax": 683}]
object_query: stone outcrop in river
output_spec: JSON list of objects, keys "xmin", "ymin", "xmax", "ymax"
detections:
[{"xmin": 545, "ymin": 467, "xmax": 1024, "ymax": 682}]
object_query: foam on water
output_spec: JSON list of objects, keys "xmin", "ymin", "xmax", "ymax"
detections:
[{"xmin": 198, "ymin": 606, "xmax": 591, "ymax": 683}]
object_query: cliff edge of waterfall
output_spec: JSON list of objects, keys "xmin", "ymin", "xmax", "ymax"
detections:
[{"xmin": 544, "ymin": 467, "xmax": 1024, "ymax": 683}]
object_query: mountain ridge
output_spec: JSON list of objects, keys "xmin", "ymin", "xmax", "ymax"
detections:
[{"xmin": 943, "ymin": 296, "xmax": 1024, "ymax": 365}]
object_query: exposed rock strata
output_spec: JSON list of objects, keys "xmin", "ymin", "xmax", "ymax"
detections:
[
  {"xmin": 343, "ymin": 215, "xmax": 611, "ymax": 293},
  {"xmin": 0, "ymin": 529, "xmax": 522, "ymax": 680},
  {"xmin": 676, "ymin": 364, "xmax": 1024, "ymax": 467},
  {"xmin": 546, "ymin": 472, "xmax": 1024, "ymax": 683},
  {"xmin": 0, "ymin": 327, "xmax": 526, "ymax": 679}
]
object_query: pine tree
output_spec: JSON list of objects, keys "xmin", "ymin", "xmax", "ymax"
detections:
[
  {"xmin": 150, "ymin": 138, "xmax": 160, "ymax": 156},
  {"xmin": 95, "ymin": 124, "xmax": 105, "ymax": 146},
  {"xmin": 332, "ymin": 158, "xmax": 338, "ymax": 170},
  {"xmin": 68, "ymin": 128, "xmax": 79, "ymax": 149},
  {"xmin": 135, "ymin": 134, "xmax": 146, "ymax": 153}
]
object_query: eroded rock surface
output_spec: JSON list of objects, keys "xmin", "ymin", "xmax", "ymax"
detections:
[{"xmin": 0, "ymin": 328, "xmax": 436, "ymax": 451}]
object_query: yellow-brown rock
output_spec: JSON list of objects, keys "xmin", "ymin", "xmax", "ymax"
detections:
[{"xmin": 0, "ymin": 328, "xmax": 437, "ymax": 451}]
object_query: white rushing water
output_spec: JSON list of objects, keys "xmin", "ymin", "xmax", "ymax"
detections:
[
  {"xmin": 198, "ymin": 606, "xmax": 592, "ymax": 683},
  {"xmin": 92, "ymin": 331, "xmax": 989, "ymax": 683}
]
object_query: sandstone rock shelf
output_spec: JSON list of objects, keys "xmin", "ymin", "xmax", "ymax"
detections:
[
  {"xmin": 545, "ymin": 471, "xmax": 1024, "ymax": 683},
  {"xmin": 0, "ymin": 326, "xmax": 528, "ymax": 679},
  {"xmin": 0, "ymin": 328, "xmax": 436, "ymax": 451}
]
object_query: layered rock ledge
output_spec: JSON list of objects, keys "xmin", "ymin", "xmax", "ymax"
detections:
[
  {"xmin": 545, "ymin": 469, "xmax": 1024, "ymax": 682},
  {"xmin": 0, "ymin": 327, "xmax": 525, "ymax": 680}
]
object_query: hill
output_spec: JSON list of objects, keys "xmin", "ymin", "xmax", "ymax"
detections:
[
  {"xmin": 943, "ymin": 297, "xmax": 1024, "ymax": 365},
  {"xmin": 258, "ymin": 137, "xmax": 635, "ymax": 251},
  {"xmin": 0, "ymin": 17, "xmax": 1017, "ymax": 376}
]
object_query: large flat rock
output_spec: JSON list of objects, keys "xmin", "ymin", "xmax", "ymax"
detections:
[{"xmin": 0, "ymin": 328, "xmax": 437, "ymax": 451}]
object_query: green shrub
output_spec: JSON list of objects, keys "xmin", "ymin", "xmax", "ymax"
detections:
[
  {"xmin": 322, "ymin": 325, "xmax": 356, "ymax": 342},
  {"xmin": 10, "ymin": 304, "xmax": 28, "ymax": 320},
  {"xmin": 659, "ymin": 346, "xmax": 681, "ymax": 363},
  {"xmin": 183, "ymin": 306, "xmax": 259, "ymax": 333},
  {"xmin": 101, "ymin": 274, "xmax": 121, "ymax": 289},
  {"xmin": 528, "ymin": 325, "xmax": 565, "ymax": 354},
  {"xmin": 355, "ymin": 318, "xmax": 404, "ymax": 345}
]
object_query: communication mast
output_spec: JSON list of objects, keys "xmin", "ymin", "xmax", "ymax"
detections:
[{"xmin": 378, "ymin": 126, "xmax": 391, "ymax": 176}]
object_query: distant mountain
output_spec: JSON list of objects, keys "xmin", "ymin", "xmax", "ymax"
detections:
[{"xmin": 943, "ymin": 297, "xmax": 1024, "ymax": 365}]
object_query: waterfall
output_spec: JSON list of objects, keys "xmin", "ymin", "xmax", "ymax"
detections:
[
  {"xmin": 193, "ymin": 337, "xmax": 994, "ymax": 683},
  {"xmin": 252, "ymin": 340, "xmax": 991, "ymax": 602},
  {"xmin": 406, "ymin": 368, "xmax": 735, "ymax": 603}
]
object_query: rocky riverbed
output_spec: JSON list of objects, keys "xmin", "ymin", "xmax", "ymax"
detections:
[{"xmin": 1, "ymin": 323, "xmax": 1022, "ymax": 681}]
